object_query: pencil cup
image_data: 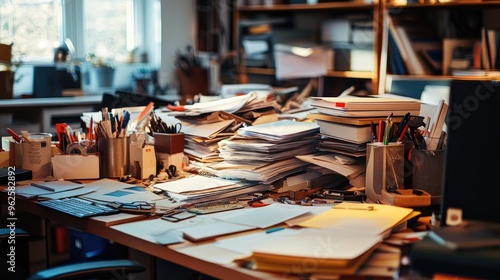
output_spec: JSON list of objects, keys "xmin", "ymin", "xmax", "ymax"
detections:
[
  {"xmin": 97, "ymin": 137, "xmax": 130, "ymax": 178},
  {"xmin": 21, "ymin": 133, "xmax": 52, "ymax": 179},
  {"xmin": 365, "ymin": 142, "xmax": 404, "ymax": 203},
  {"xmin": 405, "ymin": 149, "xmax": 444, "ymax": 205},
  {"xmin": 153, "ymin": 132, "xmax": 185, "ymax": 171}
]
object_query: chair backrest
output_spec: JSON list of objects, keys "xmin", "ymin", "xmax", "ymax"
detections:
[
  {"xmin": 101, "ymin": 91, "xmax": 177, "ymax": 110},
  {"xmin": 28, "ymin": 259, "xmax": 145, "ymax": 280}
]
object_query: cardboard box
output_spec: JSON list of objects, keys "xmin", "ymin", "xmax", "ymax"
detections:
[
  {"xmin": 130, "ymin": 144, "xmax": 156, "ymax": 179},
  {"xmin": 52, "ymin": 154, "xmax": 99, "ymax": 180},
  {"xmin": 274, "ymin": 43, "xmax": 333, "ymax": 80}
]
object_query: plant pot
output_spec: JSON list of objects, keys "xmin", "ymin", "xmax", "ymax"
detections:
[{"xmin": 91, "ymin": 67, "xmax": 115, "ymax": 88}]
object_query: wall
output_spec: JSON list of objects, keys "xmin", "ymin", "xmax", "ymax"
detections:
[{"xmin": 159, "ymin": 0, "xmax": 196, "ymax": 89}]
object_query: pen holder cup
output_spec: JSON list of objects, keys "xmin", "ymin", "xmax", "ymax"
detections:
[
  {"xmin": 21, "ymin": 133, "xmax": 53, "ymax": 179},
  {"xmin": 153, "ymin": 132, "xmax": 185, "ymax": 171},
  {"xmin": 97, "ymin": 137, "xmax": 130, "ymax": 178},
  {"xmin": 365, "ymin": 142, "xmax": 404, "ymax": 203},
  {"xmin": 177, "ymin": 67, "xmax": 208, "ymax": 105},
  {"xmin": 405, "ymin": 149, "xmax": 445, "ymax": 205},
  {"xmin": 8, "ymin": 140, "xmax": 23, "ymax": 168}
]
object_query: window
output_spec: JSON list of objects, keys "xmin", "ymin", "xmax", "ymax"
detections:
[
  {"xmin": 0, "ymin": 0, "xmax": 62, "ymax": 61},
  {"xmin": 0, "ymin": 0, "xmax": 159, "ymax": 65}
]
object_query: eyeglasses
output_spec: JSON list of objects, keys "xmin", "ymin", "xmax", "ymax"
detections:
[{"xmin": 110, "ymin": 201, "xmax": 155, "ymax": 212}]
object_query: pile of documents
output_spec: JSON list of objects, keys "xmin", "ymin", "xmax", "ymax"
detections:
[
  {"xmin": 173, "ymin": 111, "xmax": 247, "ymax": 163},
  {"xmin": 163, "ymin": 91, "xmax": 278, "ymax": 122},
  {"xmin": 242, "ymin": 202, "xmax": 415, "ymax": 275},
  {"xmin": 154, "ymin": 175, "xmax": 273, "ymax": 204},
  {"xmin": 202, "ymin": 120, "xmax": 321, "ymax": 184},
  {"xmin": 159, "ymin": 91, "xmax": 281, "ymax": 163},
  {"xmin": 248, "ymin": 228, "xmax": 382, "ymax": 274}
]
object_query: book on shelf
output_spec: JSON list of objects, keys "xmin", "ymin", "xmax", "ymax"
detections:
[
  {"xmin": 387, "ymin": 30, "xmax": 407, "ymax": 75},
  {"xmin": 442, "ymin": 38, "xmax": 478, "ymax": 75},
  {"xmin": 388, "ymin": 14, "xmax": 442, "ymax": 75},
  {"xmin": 316, "ymin": 119, "xmax": 373, "ymax": 144},
  {"xmin": 388, "ymin": 16, "xmax": 413, "ymax": 75},
  {"xmin": 481, "ymin": 27, "xmax": 500, "ymax": 70}
]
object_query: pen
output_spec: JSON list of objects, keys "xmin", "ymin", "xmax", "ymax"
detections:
[
  {"xmin": 377, "ymin": 120, "xmax": 385, "ymax": 142},
  {"xmin": 393, "ymin": 112, "xmax": 410, "ymax": 142},
  {"xmin": 266, "ymin": 227, "xmax": 285, "ymax": 234},
  {"xmin": 397, "ymin": 123, "xmax": 409, "ymax": 142},
  {"xmin": 383, "ymin": 119, "xmax": 392, "ymax": 145},
  {"xmin": 333, "ymin": 205, "xmax": 374, "ymax": 211},
  {"xmin": 5, "ymin": 127, "xmax": 22, "ymax": 142}
]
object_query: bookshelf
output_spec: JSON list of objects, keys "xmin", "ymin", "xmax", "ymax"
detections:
[
  {"xmin": 380, "ymin": 0, "xmax": 500, "ymax": 96},
  {"xmin": 232, "ymin": 0, "xmax": 500, "ymax": 97},
  {"xmin": 233, "ymin": 0, "xmax": 382, "ymax": 96}
]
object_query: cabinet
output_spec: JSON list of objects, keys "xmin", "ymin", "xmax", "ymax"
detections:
[
  {"xmin": 232, "ymin": 1, "xmax": 500, "ymax": 97},
  {"xmin": 233, "ymin": 1, "xmax": 382, "ymax": 96}
]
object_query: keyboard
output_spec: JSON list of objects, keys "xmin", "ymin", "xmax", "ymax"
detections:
[{"xmin": 38, "ymin": 197, "xmax": 120, "ymax": 218}]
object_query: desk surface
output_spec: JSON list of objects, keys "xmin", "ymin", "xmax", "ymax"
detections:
[{"xmin": 0, "ymin": 190, "xmax": 304, "ymax": 280}]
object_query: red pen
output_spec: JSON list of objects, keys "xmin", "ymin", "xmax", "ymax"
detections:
[
  {"xmin": 5, "ymin": 127, "xmax": 22, "ymax": 142},
  {"xmin": 377, "ymin": 120, "xmax": 385, "ymax": 142},
  {"xmin": 397, "ymin": 123, "xmax": 409, "ymax": 142}
]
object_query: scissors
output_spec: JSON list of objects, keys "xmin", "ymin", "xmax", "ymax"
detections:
[
  {"xmin": 166, "ymin": 165, "xmax": 177, "ymax": 179},
  {"xmin": 167, "ymin": 123, "xmax": 182, "ymax": 134}
]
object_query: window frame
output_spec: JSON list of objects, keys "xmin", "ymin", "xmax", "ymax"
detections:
[{"xmin": 63, "ymin": 0, "xmax": 157, "ymax": 65}]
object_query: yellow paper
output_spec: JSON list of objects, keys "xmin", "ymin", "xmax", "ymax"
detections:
[{"xmin": 299, "ymin": 202, "xmax": 413, "ymax": 236}]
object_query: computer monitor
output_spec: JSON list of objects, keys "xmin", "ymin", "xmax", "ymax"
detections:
[
  {"xmin": 440, "ymin": 79, "xmax": 500, "ymax": 226},
  {"xmin": 32, "ymin": 65, "xmax": 81, "ymax": 97}
]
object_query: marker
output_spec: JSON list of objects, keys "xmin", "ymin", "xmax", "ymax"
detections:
[{"xmin": 266, "ymin": 227, "xmax": 285, "ymax": 234}]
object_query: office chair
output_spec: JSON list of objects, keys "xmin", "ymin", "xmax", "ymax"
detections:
[
  {"xmin": 1, "ymin": 227, "xmax": 144, "ymax": 280},
  {"xmin": 27, "ymin": 259, "xmax": 145, "ymax": 280}
]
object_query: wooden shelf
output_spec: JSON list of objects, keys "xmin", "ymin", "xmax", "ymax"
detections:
[
  {"xmin": 245, "ymin": 67, "xmax": 373, "ymax": 79},
  {"xmin": 388, "ymin": 74, "xmax": 500, "ymax": 81},
  {"xmin": 237, "ymin": 2, "xmax": 375, "ymax": 12},
  {"xmin": 386, "ymin": 0, "xmax": 500, "ymax": 9},
  {"xmin": 236, "ymin": 0, "xmax": 500, "ymax": 95}
]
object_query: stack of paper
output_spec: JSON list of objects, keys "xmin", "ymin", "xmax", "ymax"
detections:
[
  {"xmin": 299, "ymin": 202, "xmax": 414, "ymax": 236},
  {"xmin": 154, "ymin": 175, "xmax": 273, "ymax": 203},
  {"xmin": 161, "ymin": 91, "xmax": 277, "ymax": 121},
  {"xmin": 248, "ymin": 228, "xmax": 382, "ymax": 274},
  {"xmin": 13, "ymin": 180, "xmax": 88, "ymax": 199},
  {"xmin": 171, "ymin": 111, "xmax": 246, "ymax": 163},
  {"xmin": 206, "ymin": 120, "xmax": 320, "ymax": 184},
  {"xmin": 296, "ymin": 153, "xmax": 366, "ymax": 181}
]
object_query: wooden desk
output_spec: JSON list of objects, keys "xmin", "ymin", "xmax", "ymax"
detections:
[{"xmin": 0, "ymin": 190, "xmax": 301, "ymax": 280}]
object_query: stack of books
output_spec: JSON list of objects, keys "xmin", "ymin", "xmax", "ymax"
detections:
[{"xmin": 308, "ymin": 97, "xmax": 420, "ymax": 156}]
